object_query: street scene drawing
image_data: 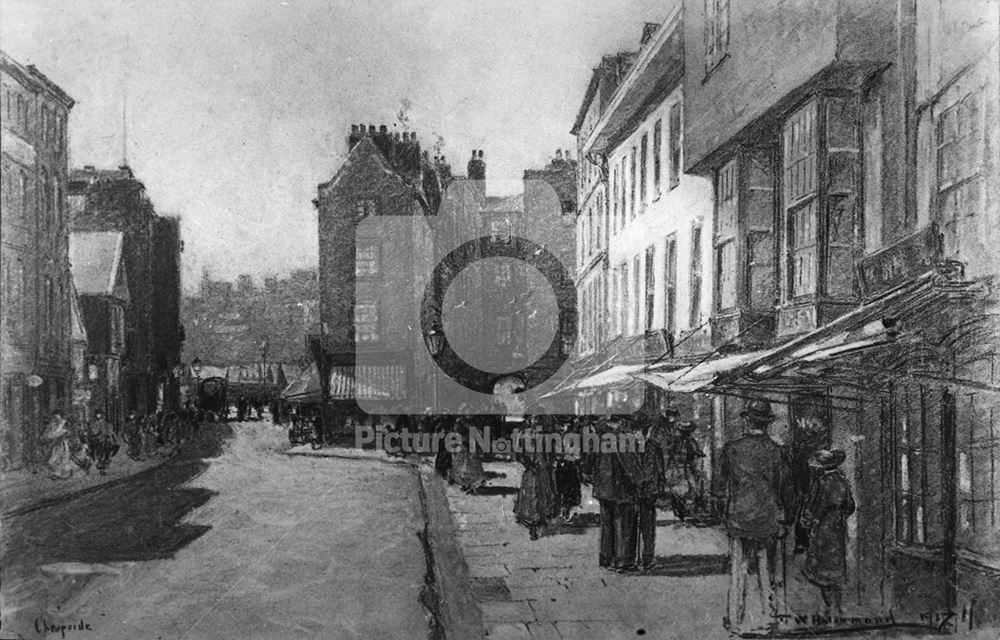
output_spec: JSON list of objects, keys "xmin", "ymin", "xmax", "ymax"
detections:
[{"xmin": 1, "ymin": 1, "xmax": 998, "ymax": 639}]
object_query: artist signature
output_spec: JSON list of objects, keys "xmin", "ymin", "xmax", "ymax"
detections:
[{"xmin": 33, "ymin": 618, "xmax": 95, "ymax": 638}]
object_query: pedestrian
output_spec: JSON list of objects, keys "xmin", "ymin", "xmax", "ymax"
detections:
[
  {"xmin": 588, "ymin": 415, "xmax": 638, "ymax": 570},
  {"xmin": 449, "ymin": 407, "xmax": 485, "ymax": 493},
  {"xmin": 124, "ymin": 411, "xmax": 144, "ymax": 461},
  {"xmin": 514, "ymin": 416, "xmax": 557, "ymax": 540},
  {"xmin": 552, "ymin": 417, "xmax": 582, "ymax": 520},
  {"xmin": 142, "ymin": 412, "xmax": 160, "ymax": 458},
  {"xmin": 87, "ymin": 410, "xmax": 119, "ymax": 475},
  {"xmin": 43, "ymin": 411, "xmax": 77, "ymax": 479},
  {"xmin": 433, "ymin": 415, "xmax": 453, "ymax": 478},
  {"xmin": 632, "ymin": 415, "xmax": 667, "ymax": 570},
  {"xmin": 712, "ymin": 399, "xmax": 791, "ymax": 635},
  {"xmin": 801, "ymin": 449, "xmax": 855, "ymax": 615},
  {"xmin": 665, "ymin": 420, "xmax": 706, "ymax": 521}
]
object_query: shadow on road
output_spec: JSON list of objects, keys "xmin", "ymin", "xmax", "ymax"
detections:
[{"xmin": 5, "ymin": 422, "xmax": 234, "ymax": 567}]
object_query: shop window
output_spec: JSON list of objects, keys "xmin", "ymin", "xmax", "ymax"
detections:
[
  {"xmin": 895, "ymin": 385, "xmax": 944, "ymax": 547},
  {"xmin": 663, "ymin": 237, "xmax": 677, "ymax": 333},
  {"xmin": 955, "ymin": 372, "xmax": 1000, "ymax": 558},
  {"xmin": 355, "ymin": 199, "xmax": 377, "ymax": 218}
]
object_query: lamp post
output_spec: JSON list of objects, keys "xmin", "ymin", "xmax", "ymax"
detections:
[
  {"xmin": 191, "ymin": 357, "xmax": 203, "ymax": 407},
  {"xmin": 423, "ymin": 328, "xmax": 444, "ymax": 411}
]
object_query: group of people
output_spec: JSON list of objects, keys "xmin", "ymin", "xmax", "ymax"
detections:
[
  {"xmin": 712, "ymin": 399, "xmax": 855, "ymax": 631},
  {"xmin": 43, "ymin": 405, "xmax": 206, "ymax": 479}
]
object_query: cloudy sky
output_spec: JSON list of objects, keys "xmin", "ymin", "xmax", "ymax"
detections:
[{"xmin": 2, "ymin": 0, "xmax": 670, "ymax": 291}]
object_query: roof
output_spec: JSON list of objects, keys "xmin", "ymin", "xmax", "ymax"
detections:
[
  {"xmin": 0, "ymin": 49, "xmax": 75, "ymax": 108},
  {"xmin": 69, "ymin": 231, "xmax": 127, "ymax": 298}
]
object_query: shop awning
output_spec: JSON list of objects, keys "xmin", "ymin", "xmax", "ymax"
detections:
[
  {"xmin": 716, "ymin": 264, "xmax": 995, "ymax": 392},
  {"xmin": 573, "ymin": 363, "xmax": 647, "ymax": 390},
  {"xmin": 280, "ymin": 364, "xmax": 320, "ymax": 403},
  {"xmin": 281, "ymin": 364, "xmax": 407, "ymax": 403},
  {"xmin": 635, "ymin": 351, "xmax": 773, "ymax": 394}
]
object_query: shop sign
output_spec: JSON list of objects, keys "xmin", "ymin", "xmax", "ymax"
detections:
[{"xmin": 857, "ymin": 224, "xmax": 941, "ymax": 299}]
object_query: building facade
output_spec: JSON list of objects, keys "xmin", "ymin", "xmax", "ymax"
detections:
[
  {"xmin": 68, "ymin": 165, "xmax": 183, "ymax": 417},
  {"xmin": 680, "ymin": 0, "xmax": 1000, "ymax": 629},
  {"xmin": 313, "ymin": 125, "xmax": 441, "ymax": 416},
  {"xmin": 69, "ymin": 231, "xmax": 129, "ymax": 429},
  {"xmin": 1, "ymin": 51, "xmax": 75, "ymax": 468}
]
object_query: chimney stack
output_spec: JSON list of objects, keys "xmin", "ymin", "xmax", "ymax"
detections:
[
  {"xmin": 468, "ymin": 149, "xmax": 486, "ymax": 182},
  {"xmin": 555, "ymin": 149, "xmax": 563, "ymax": 161}
]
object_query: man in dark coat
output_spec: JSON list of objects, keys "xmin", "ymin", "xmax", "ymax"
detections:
[
  {"xmin": 631, "ymin": 416, "xmax": 666, "ymax": 569},
  {"xmin": 712, "ymin": 399, "xmax": 790, "ymax": 634},
  {"xmin": 588, "ymin": 415, "xmax": 637, "ymax": 570}
]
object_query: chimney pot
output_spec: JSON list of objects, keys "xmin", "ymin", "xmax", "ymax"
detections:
[
  {"xmin": 351, "ymin": 124, "xmax": 358, "ymax": 133},
  {"xmin": 556, "ymin": 149, "xmax": 563, "ymax": 160},
  {"xmin": 380, "ymin": 124, "xmax": 388, "ymax": 133},
  {"xmin": 368, "ymin": 124, "xmax": 376, "ymax": 133},
  {"xmin": 478, "ymin": 150, "xmax": 484, "ymax": 159}
]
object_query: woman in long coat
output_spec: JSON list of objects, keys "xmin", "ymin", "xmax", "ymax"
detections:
[
  {"xmin": 514, "ymin": 417, "xmax": 557, "ymax": 539},
  {"xmin": 44, "ymin": 411, "xmax": 77, "ymax": 479},
  {"xmin": 801, "ymin": 449, "xmax": 856, "ymax": 613},
  {"xmin": 449, "ymin": 408, "xmax": 485, "ymax": 493}
]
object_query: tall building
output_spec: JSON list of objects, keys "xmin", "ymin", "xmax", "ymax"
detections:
[
  {"xmin": 313, "ymin": 125, "xmax": 441, "ymax": 414},
  {"xmin": 68, "ymin": 165, "xmax": 183, "ymax": 416},
  {"xmin": 679, "ymin": 0, "xmax": 1000, "ymax": 627},
  {"xmin": 1, "ymin": 51, "xmax": 75, "ymax": 469}
]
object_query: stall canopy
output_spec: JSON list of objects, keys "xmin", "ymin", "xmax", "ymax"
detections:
[
  {"xmin": 572, "ymin": 363, "xmax": 648, "ymax": 390},
  {"xmin": 280, "ymin": 364, "xmax": 407, "ymax": 404}
]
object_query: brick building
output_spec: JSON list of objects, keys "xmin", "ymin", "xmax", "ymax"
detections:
[
  {"xmin": 68, "ymin": 165, "xmax": 184, "ymax": 416},
  {"xmin": 313, "ymin": 125, "xmax": 441, "ymax": 415},
  {"xmin": 182, "ymin": 268, "xmax": 319, "ymax": 367},
  {"xmin": 1, "ymin": 51, "xmax": 75, "ymax": 468}
]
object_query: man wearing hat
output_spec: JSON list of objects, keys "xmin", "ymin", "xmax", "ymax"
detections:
[
  {"xmin": 712, "ymin": 399, "xmax": 791, "ymax": 633},
  {"xmin": 588, "ymin": 415, "xmax": 638, "ymax": 570},
  {"xmin": 801, "ymin": 449, "xmax": 855, "ymax": 614},
  {"xmin": 666, "ymin": 420, "xmax": 705, "ymax": 521}
]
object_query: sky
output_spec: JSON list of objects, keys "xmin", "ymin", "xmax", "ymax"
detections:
[{"xmin": 1, "ymin": 0, "xmax": 671, "ymax": 292}]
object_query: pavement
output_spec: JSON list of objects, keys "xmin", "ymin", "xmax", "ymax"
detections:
[
  {"xmin": 1, "ymin": 444, "xmax": 177, "ymax": 518},
  {"xmin": 433, "ymin": 460, "xmax": 732, "ymax": 640}
]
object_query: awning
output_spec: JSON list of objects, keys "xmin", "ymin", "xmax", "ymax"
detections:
[
  {"xmin": 573, "ymin": 363, "xmax": 647, "ymax": 390},
  {"xmin": 281, "ymin": 364, "xmax": 407, "ymax": 403},
  {"xmin": 635, "ymin": 351, "xmax": 773, "ymax": 394}
]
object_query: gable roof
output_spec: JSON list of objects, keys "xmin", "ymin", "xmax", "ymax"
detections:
[{"xmin": 69, "ymin": 231, "xmax": 128, "ymax": 300}]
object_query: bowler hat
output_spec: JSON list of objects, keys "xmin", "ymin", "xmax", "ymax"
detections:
[
  {"xmin": 740, "ymin": 399, "xmax": 775, "ymax": 423},
  {"xmin": 811, "ymin": 449, "xmax": 846, "ymax": 469}
]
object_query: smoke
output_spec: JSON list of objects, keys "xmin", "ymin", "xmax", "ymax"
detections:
[{"xmin": 396, "ymin": 98, "xmax": 412, "ymax": 130}]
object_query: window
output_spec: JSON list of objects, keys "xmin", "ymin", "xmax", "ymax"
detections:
[
  {"xmin": 111, "ymin": 305, "xmax": 125, "ymax": 353},
  {"xmin": 715, "ymin": 159, "xmax": 738, "ymax": 312},
  {"xmin": 490, "ymin": 217, "xmax": 513, "ymax": 243},
  {"xmin": 497, "ymin": 316, "xmax": 512, "ymax": 345},
  {"xmin": 689, "ymin": 224, "xmax": 703, "ymax": 328},
  {"xmin": 936, "ymin": 90, "xmax": 983, "ymax": 231},
  {"xmin": 611, "ymin": 166, "xmax": 619, "ymax": 233},
  {"xmin": 354, "ymin": 303, "xmax": 379, "ymax": 343},
  {"xmin": 704, "ymin": 0, "xmax": 731, "ymax": 74},
  {"xmin": 621, "ymin": 262, "xmax": 630, "ymax": 336},
  {"xmin": 644, "ymin": 245, "xmax": 655, "ymax": 330},
  {"xmin": 783, "ymin": 101, "xmax": 819, "ymax": 299},
  {"xmin": 19, "ymin": 170, "xmax": 29, "ymax": 219},
  {"xmin": 356, "ymin": 240, "xmax": 380, "ymax": 277},
  {"xmin": 653, "ymin": 119, "xmax": 663, "ymax": 195},
  {"xmin": 496, "ymin": 262, "xmax": 512, "ymax": 288},
  {"xmin": 955, "ymin": 369, "xmax": 1000, "ymax": 558},
  {"xmin": 16, "ymin": 94, "xmax": 25, "ymax": 130},
  {"xmin": 355, "ymin": 199, "xmax": 377, "ymax": 218},
  {"xmin": 632, "ymin": 255, "xmax": 641, "ymax": 334},
  {"xmin": 894, "ymin": 385, "xmax": 945, "ymax": 547},
  {"xmin": 640, "ymin": 133, "xmax": 649, "ymax": 206},
  {"xmin": 669, "ymin": 102, "xmax": 682, "ymax": 189},
  {"xmin": 629, "ymin": 146, "xmax": 637, "ymax": 219},
  {"xmin": 664, "ymin": 237, "xmax": 677, "ymax": 333},
  {"xmin": 620, "ymin": 156, "xmax": 627, "ymax": 228}
]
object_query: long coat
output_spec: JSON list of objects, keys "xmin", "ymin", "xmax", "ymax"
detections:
[
  {"xmin": 802, "ymin": 469, "xmax": 856, "ymax": 587},
  {"xmin": 514, "ymin": 446, "xmax": 557, "ymax": 525},
  {"xmin": 588, "ymin": 430, "xmax": 636, "ymax": 504},
  {"xmin": 713, "ymin": 432, "xmax": 789, "ymax": 539}
]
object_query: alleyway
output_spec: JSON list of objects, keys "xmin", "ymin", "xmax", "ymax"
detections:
[{"xmin": 1, "ymin": 420, "xmax": 431, "ymax": 640}]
